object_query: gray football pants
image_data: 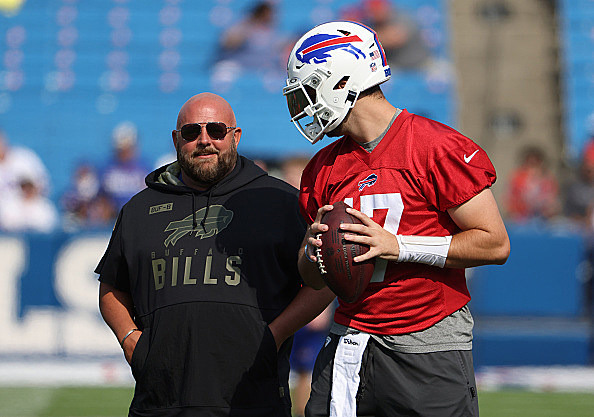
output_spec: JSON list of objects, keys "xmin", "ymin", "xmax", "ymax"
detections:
[{"xmin": 305, "ymin": 333, "xmax": 479, "ymax": 417}]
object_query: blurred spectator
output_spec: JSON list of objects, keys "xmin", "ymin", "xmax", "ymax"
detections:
[
  {"xmin": 100, "ymin": 121, "xmax": 149, "ymax": 211},
  {"xmin": 0, "ymin": 128, "xmax": 50, "ymax": 198},
  {"xmin": 564, "ymin": 154, "xmax": 594, "ymax": 230},
  {"xmin": 581, "ymin": 126, "xmax": 594, "ymax": 167},
  {"xmin": 61, "ymin": 162, "xmax": 117, "ymax": 230},
  {"xmin": 281, "ymin": 154, "xmax": 333, "ymax": 417},
  {"xmin": 505, "ymin": 146, "xmax": 560, "ymax": 223},
  {"xmin": 211, "ymin": 1, "xmax": 289, "ymax": 91},
  {"xmin": 0, "ymin": 174, "xmax": 59, "ymax": 233},
  {"xmin": 565, "ymin": 149, "xmax": 594, "ymax": 326},
  {"xmin": 341, "ymin": 0, "xmax": 431, "ymax": 70}
]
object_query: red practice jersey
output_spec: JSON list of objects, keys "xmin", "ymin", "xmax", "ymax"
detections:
[{"xmin": 299, "ymin": 110, "xmax": 496, "ymax": 335}]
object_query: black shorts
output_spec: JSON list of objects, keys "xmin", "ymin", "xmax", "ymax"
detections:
[{"xmin": 305, "ymin": 333, "xmax": 479, "ymax": 417}]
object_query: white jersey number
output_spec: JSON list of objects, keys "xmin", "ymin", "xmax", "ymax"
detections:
[{"xmin": 344, "ymin": 194, "xmax": 404, "ymax": 283}]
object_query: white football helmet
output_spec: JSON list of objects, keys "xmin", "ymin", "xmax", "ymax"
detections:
[{"xmin": 283, "ymin": 21, "xmax": 391, "ymax": 144}]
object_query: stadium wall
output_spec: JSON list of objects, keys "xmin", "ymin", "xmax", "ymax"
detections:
[{"xmin": 0, "ymin": 226, "xmax": 589, "ymax": 370}]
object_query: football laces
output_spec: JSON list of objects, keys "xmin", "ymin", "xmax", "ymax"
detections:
[{"xmin": 315, "ymin": 233, "xmax": 326, "ymax": 274}]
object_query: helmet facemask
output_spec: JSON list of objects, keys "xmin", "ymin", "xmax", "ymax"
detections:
[{"xmin": 283, "ymin": 69, "xmax": 358, "ymax": 144}]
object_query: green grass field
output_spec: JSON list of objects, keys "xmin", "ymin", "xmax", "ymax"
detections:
[{"xmin": 1, "ymin": 387, "xmax": 593, "ymax": 416}]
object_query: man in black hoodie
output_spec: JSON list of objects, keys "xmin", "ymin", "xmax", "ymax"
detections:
[{"xmin": 97, "ymin": 92, "xmax": 336, "ymax": 417}]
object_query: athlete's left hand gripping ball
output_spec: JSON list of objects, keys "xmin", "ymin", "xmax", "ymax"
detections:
[{"xmin": 316, "ymin": 201, "xmax": 375, "ymax": 303}]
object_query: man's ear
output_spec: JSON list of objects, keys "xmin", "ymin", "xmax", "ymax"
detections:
[
  {"xmin": 171, "ymin": 130, "xmax": 178, "ymax": 149},
  {"xmin": 233, "ymin": 127, "xmax": 242, "ymax": 146}
]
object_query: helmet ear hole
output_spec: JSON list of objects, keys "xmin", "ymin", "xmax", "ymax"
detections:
[{"xmin": 333, "ymin": 76, "xmax": 350, "ymax": 90}]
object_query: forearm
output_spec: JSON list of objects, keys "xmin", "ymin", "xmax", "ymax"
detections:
[
  {"xmin": 343, "ymin": 189, "xmax": 510, "ymax": 269},
  {"xmin": 98, "ymin": 282, "xmax": 137, "ymax": 343},
  {"xmin": 393, "ymin": 228, "xmax": 508, "ymax": 269},
  {"xmin": 445, "ymin": 228, "xmax": 510, "ymax": 269},
  {"xmin": 268, "ymin": 286, "xmax": 335, "ymax": 350}
]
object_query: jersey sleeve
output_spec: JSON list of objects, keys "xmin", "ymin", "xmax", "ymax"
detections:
[
  {"xmin": 95, "ymin": 210, "xmax": 130, "ymax": 292},
  {"xmin": 421, "ymin": 131, "xmax": 496, "ymax": 212}
]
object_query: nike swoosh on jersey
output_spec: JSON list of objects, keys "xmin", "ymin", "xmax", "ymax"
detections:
[{"xmin": 463, "ymin": 150, "xmax": 479, "ymax": 163}]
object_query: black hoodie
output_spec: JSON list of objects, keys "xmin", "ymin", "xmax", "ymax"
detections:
[{"xmin": 96, "ymin": 156, "xmax": 307, "ymax": 417}]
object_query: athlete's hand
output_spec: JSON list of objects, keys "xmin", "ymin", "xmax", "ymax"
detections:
[
  {"xmin": 341, "ymin": 207, "xmax": 400, "ymax": 262},
  {"xmin": 122, "ymin": 330, "xmax": 142, "ymax": 365},
  {"xmin": 303, "ymin": 204, "xmax": 334, "ymax": 262}
]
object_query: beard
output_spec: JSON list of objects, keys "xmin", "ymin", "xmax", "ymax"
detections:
[{"xmin": 177, "ymin": 140, "xmax": 238, "ymax": 187}]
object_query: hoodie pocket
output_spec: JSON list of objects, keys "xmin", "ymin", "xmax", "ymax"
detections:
[
  {"xmin": 130, "ymin": 328, "xmax": 149, "ymax": 380},
  {"xmin": 227, "ymin": 321, "xmax": 281, "ymax": 407},
  {"xmin": 259, "ymin": 324, "xmax": 280, "ymax": 376},
  {"xmin": 130, "ymin": 304, "xmax": 284, "ymax": 410}
]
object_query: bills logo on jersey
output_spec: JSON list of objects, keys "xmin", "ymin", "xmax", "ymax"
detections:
[
  {"xmin": 296, "ymin": 32, "xmax": 365, "ymax": 64},
  {"xmin": 358, "ymin": 173, "xmax": 378, "ymax": 191}
]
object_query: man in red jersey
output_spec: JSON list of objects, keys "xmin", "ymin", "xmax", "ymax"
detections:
[{"xmin": 283, "ymin": 21, "xmax": 510, "ymax": 417}]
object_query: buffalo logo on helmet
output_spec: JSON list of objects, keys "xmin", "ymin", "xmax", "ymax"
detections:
[{"xmin": 296, "ymin": 32, "xmax": 366, "ymax": 64}]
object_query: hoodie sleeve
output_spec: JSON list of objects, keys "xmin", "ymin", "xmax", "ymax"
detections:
[{"xmin": 95, "ymin": 210, "xmax": 131, "ymax": 293}]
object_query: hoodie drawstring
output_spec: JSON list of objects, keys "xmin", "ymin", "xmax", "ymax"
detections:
[
  {"xmin": 201, "ymin": 186, "xmax": 214, "ymax": 232},
  {"xmin": 189, "ymin": 185, "xmax": 215, "ymax": 232},
  {"xmin": 191, "ymin": 193, "xmax": 197, "ymax": 230}
]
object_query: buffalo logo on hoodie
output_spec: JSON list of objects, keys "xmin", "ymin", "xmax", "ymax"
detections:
[{"xmin": 164, "ymin": 205, "xmax": 234, "ymax": 247}]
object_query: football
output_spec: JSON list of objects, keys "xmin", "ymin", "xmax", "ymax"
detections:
[{"xmin": 316, "ymin": 201, "xmax": 375, "ymax": 303}]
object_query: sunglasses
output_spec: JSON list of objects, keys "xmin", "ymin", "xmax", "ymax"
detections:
[{"xmin": 176, "ymin": 122, "xmax": 236, "ymax": 141}]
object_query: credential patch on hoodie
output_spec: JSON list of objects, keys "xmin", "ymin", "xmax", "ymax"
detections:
[
  {"xmin": 149, "ymin": 202, "xmax": 174, "ymax": 214},
  {"xmin": 164, "ymin": 205, "xmax": 234, "ymax": 247}
]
